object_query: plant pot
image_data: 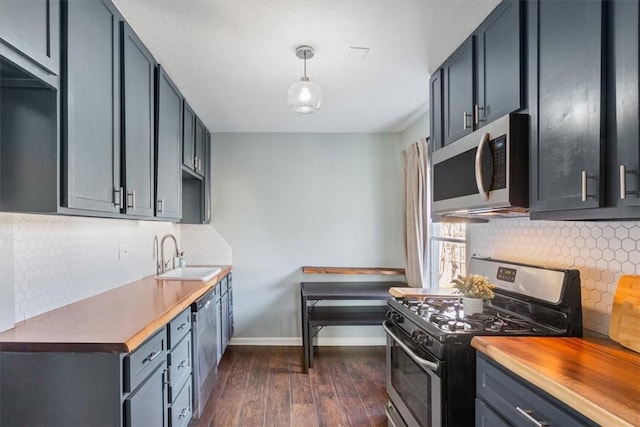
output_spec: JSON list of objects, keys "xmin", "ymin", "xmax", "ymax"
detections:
[{"xmin": 463, "ymin": 297, "xmax": 484, "ymax": 316}]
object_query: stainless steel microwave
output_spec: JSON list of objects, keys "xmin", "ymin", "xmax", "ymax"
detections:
[{"xmin": 432, "ymin": 113, "xmax": 529, "ymax": 218}]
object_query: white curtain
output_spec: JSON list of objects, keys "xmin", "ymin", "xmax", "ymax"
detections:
[{"xmin": 403, "ymin": 138, "xmax": 430, "ymax": 288}]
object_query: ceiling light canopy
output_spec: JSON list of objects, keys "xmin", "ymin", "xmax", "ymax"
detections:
[{"xmin": 287, "ymin": 45, "xmax": 323, "ymax": 114}]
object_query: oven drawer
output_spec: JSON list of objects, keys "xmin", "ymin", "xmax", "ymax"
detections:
[{"xmin": 476, "ymin": 355, "xmax": 596, "ymax": 426}]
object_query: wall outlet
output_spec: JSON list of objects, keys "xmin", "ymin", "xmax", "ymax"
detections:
[{"xmin": 118, "ymin": 243, "xmax": 129, "ymax": 260}]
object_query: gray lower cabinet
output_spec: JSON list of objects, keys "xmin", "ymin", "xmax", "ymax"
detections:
[
  {"xmin": 0, "ymin": 312, "xmax": 196, "ymax": 426},
  {"xmin": 476, "ymin": 354, "xmax": 596, "ymax": 426},
  {"xmin": 124, "ymin": 361, "xmax": 167, "ymax": 427},
  {"xmin": 167, "ymin": 308, "xmax": 193, "ymax": 426}
]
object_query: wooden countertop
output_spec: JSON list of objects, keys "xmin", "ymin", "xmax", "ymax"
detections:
[
  {"xmin": 0, "ymin": 265, "xmax": 232, "ymax": 353},
  {"xmin": 301, "ymin": 266, "xmax": 405, "ymax": 275},
  {"xmin": 472, "ymin": 335, "xmax": 640, "ymax": 427}
]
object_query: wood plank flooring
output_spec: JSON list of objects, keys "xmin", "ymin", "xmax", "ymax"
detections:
[{"xmin": 192, "ymin": 346, "xmax": 388, "ymax": 427}]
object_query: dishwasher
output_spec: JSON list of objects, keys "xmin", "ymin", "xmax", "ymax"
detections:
[{"xmin": 191, "ymin": 287, "xmax": 218, "ymax": 419}]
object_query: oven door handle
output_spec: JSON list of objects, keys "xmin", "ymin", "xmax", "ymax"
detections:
[{"xmin": 383, "ymin": 321, "xmax": 439, "ymax": 372}]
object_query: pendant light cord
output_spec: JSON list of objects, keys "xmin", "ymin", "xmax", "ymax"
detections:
[{"xmin": 303, "ymin": 50, "xmax": 308, "ymax": 79}]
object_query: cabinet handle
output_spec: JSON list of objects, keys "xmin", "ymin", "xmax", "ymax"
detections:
[
  {"xmin": 114, "ymin": 187, "xmax": 124, "ymax": 208},
  {"xmin": 127, "ymin": 190, "xmax": 136, "ymax": 210},
  {"xmin": 177, "ymin": 359, "xmax": 187, "ymax": 369},
  {"xmin": 619, "ymin": 164, "xmax": 637, "ymax": 200},
  {"xmin": 157, "ymin": 198, "xmax": 164, "ymax": 215},
  {"xmin": 193, "ymin": 156, "xmax": 198, "ymax": 170},
  {"xmin": 516, "ymin": 407, "xmax": 548, "ymax": 426},
  {"xmin": 178, "ymin": 408, "xmax": 189, "ymax": 419},
  {"xmin": 142, "ymin": 349, "xmax": 162, "ymax": 364},
  {"xmin": 474, "ymin": 104, "xmax": 485, "ymax": 125},
  {"xmin": 463, "ymin": 112, "xmax": 469, "ymax": 130},
  {"xmin": 177, "ymin": 321, "xmax": 188, "ymax": 331},
  {"xmin": 581, "ymin": 171, "xmax": 597, "ymax": 202}
]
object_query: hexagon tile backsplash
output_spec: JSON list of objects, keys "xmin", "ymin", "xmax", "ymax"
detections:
[
  {"xmin": 470, "ymin": 218, "xmax": 640, "ymax": 335},
  {"xmin": 0, "ymin": 213, "xmax": 180, "ymax": 329}
]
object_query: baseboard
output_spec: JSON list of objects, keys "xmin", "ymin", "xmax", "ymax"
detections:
[{"xmin": 230, "ymin": 336, "xmax": 386, "ymax": 346}]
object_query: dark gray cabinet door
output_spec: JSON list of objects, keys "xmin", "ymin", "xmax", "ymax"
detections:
[
  {"xmin": 476, "ymin": 0, "xmax": 522, "ymax": 125},
  {"xmin": 125, "ymin": 362, "xmax": 167, "ymax": 427},
  {"xmin": 430, "ymin": 69, "xmax": 443, "ymax": 150},
  {"xmin": 203, "ymin": 130, "xmax": 211, "ymax": 224},
  {"xmin": 155, "ymin": 65, "xmax": 183, "ymax": 220},
  {"xmin": 122, "ymin": 23, "xmax": 155, "ymax": 217},
  {"xmin": 62, "ymin": 0, "xmax": 121, "ymax": 214},
  {"xmin": 443, "ymin": 36, "xmax": 474, "ymax": 146},
  {"xmin": 529, "ymin": 0, "xmax": 603, "ymax": 213},
  {"xmin": 0, "ymin": 0, "xmax": 59, "ymax": 75},
  {"xmin": 607, "ymin": 0, "xmax": 640, "ymax": 208},
  {"xmin": 182, "ymin": 102, "xmax": 195, "ymax": 170},
  {"xmin": 194, "ymin": 117, "xmax": 205, "ymax": 176}
]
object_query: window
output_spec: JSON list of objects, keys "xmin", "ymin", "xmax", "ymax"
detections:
[{"xmin": 429, "ymin": 222, "xmax": 467, "ymax": 288}]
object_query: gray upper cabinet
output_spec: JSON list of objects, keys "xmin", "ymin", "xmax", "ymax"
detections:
[
  {"xmin": 194, "ymin": 117, "xmax": 206, "ymax": 176},
  {"xmin": 121, "ymin": 22, "xmax": 156, "ymax": 218},
  {"xmin": 429, "ymin": 69, "xmax": 443, "ymax": 151},
  {"xmin": 606, "ymin": 0, "xmax": 640, "ymax": 210},
  {"xmin": 433, "ymin": 0, "xmax": 523, "ymax": 150},
  {"xmin": 203, "ymin": 131, "xmax": 212, "ymax": 224},
  {"xmin": 442, "ymin": 36, "xmax": 475, "ymax": 147},
  {"xmin": 62, "ymin": 0, "xmax": 122, "ymax": 214},
  {"xmin": 155, "ymin": 65, "xmax": 183, "ymax": 221},
  {"xmin": 182, "ymin": 102, "xmax": 196, "ymax": 171},
  {"xmin": 0, "ymin": 0, "xmax": 60, "ymax": 79},
  {"xmin": 529, "ymin": 0, "xmax": 604, "ymax": 215},
  {"xmin": 475, "ymin": 0, "xmax": 523, "ymax": 126}
]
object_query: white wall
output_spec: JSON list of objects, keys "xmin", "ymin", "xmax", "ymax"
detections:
[
  {"xmin": 209, "ymin": 132, "xmax": 405, "ymax": 344},
  {"xmin": 0, "ymin": 213, "xmax": 180, "ymax": 331}
]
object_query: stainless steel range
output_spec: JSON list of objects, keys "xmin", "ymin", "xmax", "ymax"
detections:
[{"xmin": 383, "ymin": 256, "xmax": 583, "ymax": 427}]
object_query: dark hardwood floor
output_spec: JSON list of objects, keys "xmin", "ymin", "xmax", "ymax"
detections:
[{"xmin": 192, "ymin": 346, "xmax": 388, "ymax": 427}]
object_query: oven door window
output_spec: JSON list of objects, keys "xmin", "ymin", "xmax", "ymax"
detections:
[{"xmin": 387, "ymin": 328, "xmax": 442, "ymax": 426}]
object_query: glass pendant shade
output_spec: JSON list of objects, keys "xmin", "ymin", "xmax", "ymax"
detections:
[{"xmin": 287, "ymin": 78, "xmax": 323, "ymax": 114}]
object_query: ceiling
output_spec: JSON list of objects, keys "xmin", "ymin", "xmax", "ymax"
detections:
[{"xmin": 113, "ymin": 0, "xmax": 501, "ymax": 133}]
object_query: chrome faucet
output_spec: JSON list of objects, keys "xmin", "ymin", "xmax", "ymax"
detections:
[
  {"xmin": 153, "ymin": 235, "xmax": 161, "ymax": 274},
  {"xmin": 160, "ymin": 234, "xmax": 180, "ymax": 273}
]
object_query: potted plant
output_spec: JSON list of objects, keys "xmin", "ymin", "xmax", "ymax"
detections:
[{"xmin": 451, "ymin": 274, "xmax": 496, "ymax": 315}]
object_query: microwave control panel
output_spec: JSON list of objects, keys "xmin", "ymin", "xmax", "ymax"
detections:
[{"xmin": 490, "ymin": 135, "xmax": 507, "ymax": 190}]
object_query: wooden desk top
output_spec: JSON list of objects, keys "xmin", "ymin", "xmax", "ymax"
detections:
[
  {"xmin": 472, "ymin": 335, "xmax": 640, "ymax": 427},
  {"xmin": 0, "ymin": 265, "xmax": 232, "ymax": 353},
  {"xmin": 300, "ymin": 281, "xmax": 405, "ymax": 299}
]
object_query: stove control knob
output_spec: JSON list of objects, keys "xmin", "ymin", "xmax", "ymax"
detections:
[
  {"xmin": 389, "ymin": 312, "xmax": 404, "ymax": 323},
  {"xmin": 412, "ymin": 331, "xmax": 432, "ymax": 347}
]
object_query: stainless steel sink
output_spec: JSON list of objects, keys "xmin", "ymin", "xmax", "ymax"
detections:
[{"xmin": 155, "ymin": 267, "xmax": 221, "ymax": 282}]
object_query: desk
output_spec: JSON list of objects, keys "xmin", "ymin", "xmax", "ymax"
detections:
[{"xmin": 300, "ymin": 281, "xmax": 404, "ymax": 372}]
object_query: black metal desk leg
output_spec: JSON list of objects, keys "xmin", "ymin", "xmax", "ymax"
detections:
[{"xmin": 301, "ymin": 290, "xmax": 309, "ymax": 373}]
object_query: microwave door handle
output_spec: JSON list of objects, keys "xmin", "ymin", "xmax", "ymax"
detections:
[
  {"xmin": 475, "ymin": 132, "xmax": 491, "ymax": 200},
  {"xmin": 382, "ymin": 321, "xmax": 439, "ymax": 372}
]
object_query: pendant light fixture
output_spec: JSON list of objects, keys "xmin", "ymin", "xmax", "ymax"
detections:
[{"xmin": 287, "ymin": 45, "xmax": 323, "ymax": 114}]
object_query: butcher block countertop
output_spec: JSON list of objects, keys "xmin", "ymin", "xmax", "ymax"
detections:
[
  {"xmin": 472, "ymin": 335, "xmax": 640, "ymax": 427},
  {"xmin": 0, "ymin": 265, "xmax": 232, "ymax": 353}
]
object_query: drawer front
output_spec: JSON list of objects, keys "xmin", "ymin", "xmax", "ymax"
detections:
[
  {"xmin": 168, "ymin": 308, "xmax": 191, "ymax": 349},
  {"xmin": 125, "ymin": 329, "xmax": 166, "ymax": 393},
  {"xmin": 477, "ymin": 355, "xmax": 596, "ymax": 426},
  {"xmin": 168, "ymin": 334, "xmax": 192, "ymax": 402},
  {"xmin": 169, "ymin": 377, "xmax": 193, "ymax": 427}
]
